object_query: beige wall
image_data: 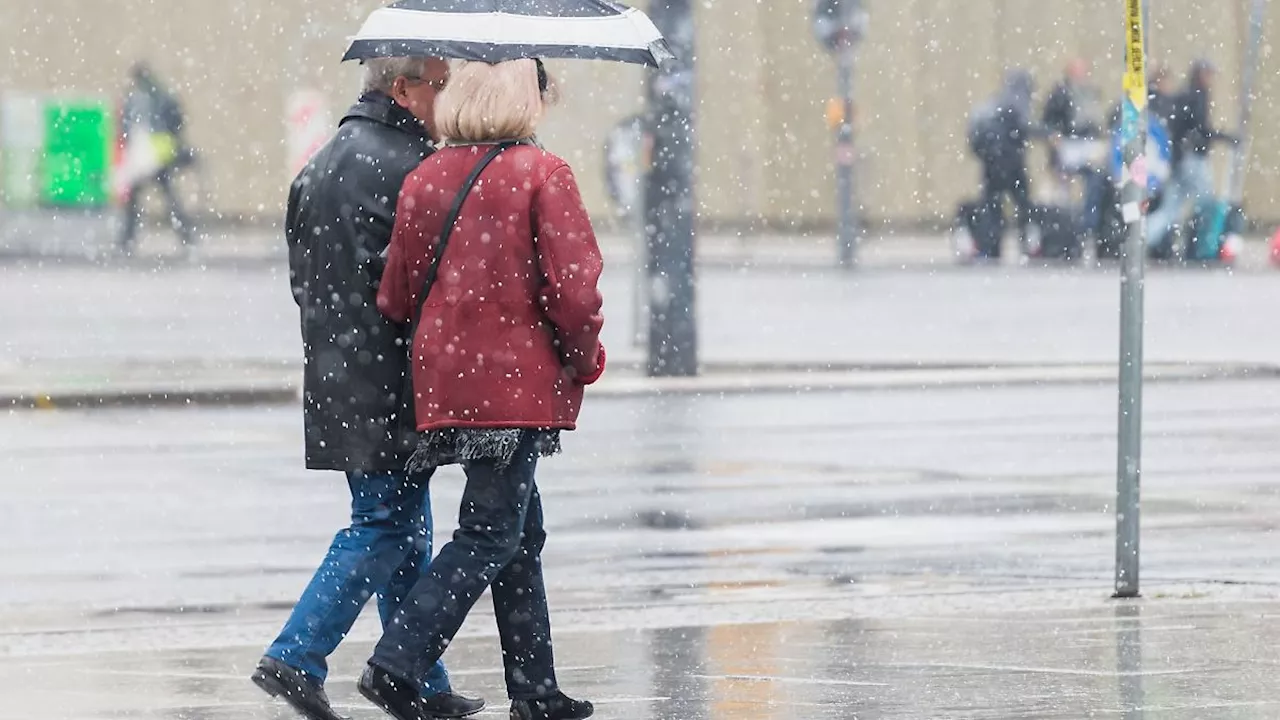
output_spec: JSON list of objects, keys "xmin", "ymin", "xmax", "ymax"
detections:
[{"xmin": 1, "ymin": 0, "xmax": 1275, "ymax": 226}]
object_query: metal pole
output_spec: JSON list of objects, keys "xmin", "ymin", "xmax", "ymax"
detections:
[
  {"xmin": 835, "ymin": 41, "xmax": 858, "ymax": 268},
  {"xmin": 1228, "ymin": 0, "xmax": 1266, "ymax": 205},
  {"xmin": 1114, "ymin": 0, "xmax": 1148, "ymax": 600},
  {"xmin": 644, "ymin": 0, "xmax": 698, "ymax": 377}
]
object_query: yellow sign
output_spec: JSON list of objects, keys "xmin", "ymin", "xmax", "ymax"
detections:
[{"xmin": 1123, "ymin": 0, "xmax": 1147, "ymax": 110}]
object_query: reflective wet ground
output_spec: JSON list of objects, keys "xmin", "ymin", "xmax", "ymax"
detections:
[{"xmin": 5, "ymin": 381, "xmax": 1280, "ymax": 718}]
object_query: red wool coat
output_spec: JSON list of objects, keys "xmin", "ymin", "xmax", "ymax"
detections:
[{"xmin": 377, "ymin": 144, "xmax": 605, "ymax": 433}]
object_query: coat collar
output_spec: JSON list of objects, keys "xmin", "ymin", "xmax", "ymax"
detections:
[{"xmin": 341, "ymin": 91, "xmax": 432, "ymax": 144}]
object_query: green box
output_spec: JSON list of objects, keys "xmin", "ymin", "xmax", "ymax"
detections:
[{"xmin": 41, "ymin": 100, "xmax": 112, "ymax": 207}]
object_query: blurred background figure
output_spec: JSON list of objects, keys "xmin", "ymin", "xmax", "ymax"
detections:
[
  {"xmin": 967, "ymin": 70, "xmax": 1039, "ymax": 257},
  {"xmin": 1147, "ymin": 63, "xmax": 1176, "ymax": 131},
  {"xmin": 1043, "ymin": 59, "xmax": 1103, "ymax": 136},
  {"xmin": 1148, "ymin": 59, "xmax": 1237, "ymax": 251},
  {"xmin": 116, "ymin": 62, "xmax": 196, "ymax": 254},
  {"xmin": 1043, "ymin": 58, "xmax": 1107, "ymax": 235}
]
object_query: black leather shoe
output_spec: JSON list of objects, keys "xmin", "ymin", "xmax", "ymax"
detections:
[
  {"xmin": 359, "ymin": 664, "xmax": 431, "ymax": 720},
  {"xmin": 510, "ymin": 692, "xmax": 594, "ymax": 720},
  {"xmin": 420, "ymin": 690, "xmax": 486, "ymax": 718},
  {"xmin": 251, "ymin": 656, "xmax": 348, "ymax": 720}
]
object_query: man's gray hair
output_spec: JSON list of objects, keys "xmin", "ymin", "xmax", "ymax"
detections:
[{"xmin": 362, "ymin": 57, "xmax": 432, "ymax": 94}]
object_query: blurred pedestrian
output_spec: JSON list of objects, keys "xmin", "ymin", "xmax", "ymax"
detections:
[
  {"xmin": 1147, "ymin": 64, "xmax": 1176, "ymax": 131},
  {"xmin": 117, "ymin": 62, "xmax": 196, "ymax": 254},
  {"xmin": 252, "ymin": 56, "xmax": 485, "ymax": 720},
  {"xmin": 1148, "ymin": 59, "xmax": 1237, "ymax": 248},
  {"xmin": 1043, "ymin": 59, "xmax": 1104, "ymax": 148},
  {"xmin": 1043, "ymin": 60, "xmax": 1103, "ymax": 180},
  {"xmin": 1042, "ymin": 58, "xmax": 1107, "ymax": 233},
  {"xmin": 358, "ymin": 58, "xmax": 605, "ymax": 720},
  {"xmin": 969, "ymin": 70, "xmax": 1041, "ymax": 254}
]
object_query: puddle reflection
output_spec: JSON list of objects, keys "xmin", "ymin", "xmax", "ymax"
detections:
[
  {"xmin": 1116, "ymin": 603, "xmax": 1145, "ymax": 720},
  {"xmin": 650, "ymin": 625, "xmax": 710, "ymax": 719}
]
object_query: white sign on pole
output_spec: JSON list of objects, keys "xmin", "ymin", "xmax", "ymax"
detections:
[{"xmin": 285, "ymin": 90, "xmax": 333, "ymax": 179}]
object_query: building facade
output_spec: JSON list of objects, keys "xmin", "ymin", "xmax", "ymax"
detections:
[{"xmin": 1, "ymin": 0, "xmax": 1273, "ymax": 227}]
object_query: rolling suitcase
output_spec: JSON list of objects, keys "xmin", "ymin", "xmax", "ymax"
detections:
[{"xmin": 1029, "ymin": 205, "xmax": 1082, "ymax": 261}]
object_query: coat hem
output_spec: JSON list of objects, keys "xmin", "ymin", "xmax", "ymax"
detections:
[
  {"xmin": 414, "ymin": 420, "xmax": 578, "ymax": 433},
  {"xmin": 304, "ymin": 452, "xmax": 414, "ymax": 474}
]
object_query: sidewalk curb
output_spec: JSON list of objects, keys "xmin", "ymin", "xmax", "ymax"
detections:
[
  {"xmin": 590, "ymin": 363, "xmax": 1280, "ymax": 398},
  {"xmin": 4, "ymin": 386, "xmax": 301, "ymax": 410},
  {"xmin": 6, "ymin": 363, "xmax": 1278, "ymax": 410}
]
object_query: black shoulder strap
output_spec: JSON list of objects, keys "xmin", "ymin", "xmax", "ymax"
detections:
[{"xmin": 411, "ymin": 142, "xmax": 516, "ymax": 333}]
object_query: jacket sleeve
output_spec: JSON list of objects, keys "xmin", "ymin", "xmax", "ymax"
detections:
[
  {"xmin": 284, "ymin": 177, "xmax": 306, "ymax": 308},
  {"xmin": 532, "ymin": 164, "xmax": 606, "ymax": 383},
  {"xmin": 376, "ymin": 184, "xmax": 421, "ymax": 325}
]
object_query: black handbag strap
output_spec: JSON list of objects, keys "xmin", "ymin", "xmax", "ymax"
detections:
[{"xmin": 410, "ymin": 141, "xmax": 517, "ymax": 333}]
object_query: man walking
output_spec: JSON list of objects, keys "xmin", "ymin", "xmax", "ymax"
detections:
[
  {"xmin": 251, "ymin": 56, "xmax": 485, "ymax": 720},
  {"xmin": 969, "ymin": 70, "xmax": 1040, "ymax": 256},
  {"xmin": 118, "ymin": 62, "xmax": 196, "ymax": 254}
]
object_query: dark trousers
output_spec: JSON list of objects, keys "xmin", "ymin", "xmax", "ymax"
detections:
[
  {"xmin": 981, "ymin": 162, "xmax": 1033, "ymax": 252},
  {"xmin": 1078, "ymin": 167, "xmax": 1109, "ymax": 237},
  {"xmin": 120, "ymin": 167, "xmax": 193, "ymax": 250},
  {"xmin": 371, "ymin": 433, "xmax": 557, "ymax": 700}
]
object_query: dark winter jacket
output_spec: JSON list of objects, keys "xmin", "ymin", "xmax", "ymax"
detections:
[
  {"xmin": 122, "ymin": 79, "xmax": 184, "ymax": 137},
  {"xmin": 970, "ymin": 72, "xmax": 1040, "ymax": 174},
  {"xmin": 286, "ymin": 92, "xmax": 435, "ymax": 472},
  {"xmin": 1042, "ymin": 81, "xmax": 1101, "ymax": 139},
  {"xmin": 377, "ymin": 144, "xmax": 606, "ymax": 433},
  {"xmin": 972, "ymin": 103, "xmax": 1035, "ymax": 173},
  {"xmin": 1170, "ymin": 77, "xmax": 1227, "ymax": 165}
]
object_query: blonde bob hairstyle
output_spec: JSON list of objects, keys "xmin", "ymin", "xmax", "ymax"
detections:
[{"xmin": 435, "ymin": 59, "xmax": 550, "ymax": 143}]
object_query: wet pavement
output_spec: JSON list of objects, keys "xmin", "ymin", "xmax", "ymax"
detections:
[
  {"xmin": 4, "ymin": 260, "xmax": 1280, "ymax": 369},
  {"xmin": 6, "ymin": 381, "xmax": 1280, "ymax": 717}
]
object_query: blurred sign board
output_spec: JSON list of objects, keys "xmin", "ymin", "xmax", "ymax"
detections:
[
  {"xmin": 286, "ymin": 89, "xmax": 332, "ymax": 178},
  {"xmin": 1, "ymin": 93, "xmax": 113, "ymax": 209}
]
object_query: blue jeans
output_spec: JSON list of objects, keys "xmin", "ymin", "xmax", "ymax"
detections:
[
  {"xmin": 371, "ymin": 434, "xmax": 557, "ymax": 700},
  {"xmin": 1148, "ymin": 154, "xmax": 1214, "ymax": 247},
  {"xmin": 265, "ymin": 471, "xmax": 451, "ymax": 696}
]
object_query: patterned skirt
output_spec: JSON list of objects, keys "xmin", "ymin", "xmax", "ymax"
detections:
[{"xmin": 406, "ymin": 428, "xmax": 562, "ymax": 474}]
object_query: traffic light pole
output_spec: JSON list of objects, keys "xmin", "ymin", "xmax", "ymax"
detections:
[
  {"xmin": 644, "ymin": 0, "xmax": 698, "ymax": 377},
  {"xmin": 835, "ymin": 40, "xmax": 858, "ymax": 268}
]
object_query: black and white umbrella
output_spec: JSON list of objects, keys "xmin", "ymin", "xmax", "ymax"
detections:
[{"xmin": 342, "ymin": 0, "xmax": 674, "ymax": 67}]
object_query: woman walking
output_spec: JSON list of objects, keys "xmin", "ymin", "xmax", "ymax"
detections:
[{"xmin": 359, "ymin": 58, "xmax": 605, "ymax": 720}]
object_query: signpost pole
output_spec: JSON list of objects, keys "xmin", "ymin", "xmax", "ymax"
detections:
[{"xmin": 1114, "ymin": 0, "xmax": 1149, "ymax": 600}]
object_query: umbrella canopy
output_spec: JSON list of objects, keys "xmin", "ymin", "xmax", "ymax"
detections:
[{"xmin": 343, "ymin": 0, "xmax": 674, "ymax": 67}]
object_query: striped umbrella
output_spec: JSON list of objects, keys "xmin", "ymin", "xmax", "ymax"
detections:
[{"xmin": 342, "ymin": 0, "xmax": 674, "ymax": 67}]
